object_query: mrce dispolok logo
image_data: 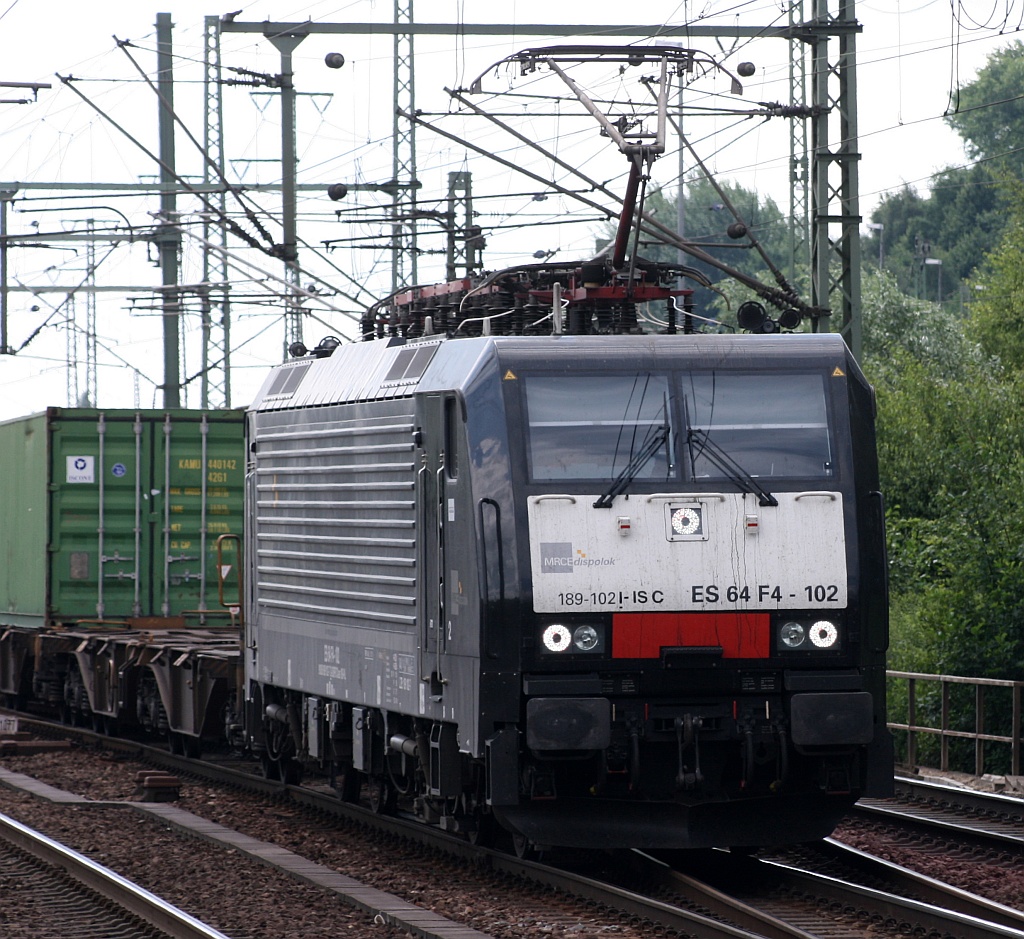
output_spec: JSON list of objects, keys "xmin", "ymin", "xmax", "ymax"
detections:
[{"xmin": 540, "ymin": 542, "xmax": 617, "ymax": 575}]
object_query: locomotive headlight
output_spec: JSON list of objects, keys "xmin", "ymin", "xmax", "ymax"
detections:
[
  {"xmin": 540, "ymin": 622, "xmax": 604, "ymax": 653},
  {"xmin": 573, "ymin": 625, "xmax": 600, "ymax": 651},
  {"xmin": 542, "ymin": 624, "xmax": 572, "ymax": 652},
  {"xmin": 776, "ymin": 617, "xmax": 842, "ymax": 652},
  {"xmin": 780, "ymin": 621, "xmax": 806, "ymax": 648},
  {"xmin": 809, "ymin": 620, "xmax": 839, "ymax": 648}
]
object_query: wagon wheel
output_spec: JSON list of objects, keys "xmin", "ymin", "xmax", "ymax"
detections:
[
  {"xmin": 466, "ymin": 814, "xmax": 498, "ymax": 847},
  {"xmin": 258, "ymin": 751, "xmax": 303, "ymax": 784},
  {"xmin": 335, "ymin": 767, "xmax": 363, "ymax": 803},
  {"xmin": 460, "ymin": 790, "xmax": 497, "ymax": 847},
  {"xmin": 511, "ymin": 831, "xmax": 542, "ymax": 860},
  {"xmin": 280, "ymin": 757, "xmax": 303, "ymax": 785},
  {"xmin": 261, "ymin": 716, "xmax": 302, "ymax": 784},
  {"xmin": 259, "ymin": 751, "xmax": 282, "ymax": 781},
  {"xmin": 368, "ymin": 776, "xmax": 396, "ymax": 814}
]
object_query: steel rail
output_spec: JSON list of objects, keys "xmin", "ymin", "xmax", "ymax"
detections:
[
  {"xmin": 629, "ymin": 849, "xmax": 820, "ymax": 939},
  {"xmin": 854, "ymin": 777, "xmax": 1024, "ymax": 849},
  {"xmin": 752, "ymin": 852, "xmax": 1024, "ymax": 939},
  {"xmin": 816, "ymin": 837, "xmax": 1024, "ymax": 933},
  {"xmin": 1, "ymin": 714, "xmax": 790, "ymax": 938},
  {"xmin": 894, "ymin": 773, "xmax": 1024, "ymax": 815},
  {"xmin": 0, "ymin": 811, "xmax": 231, "ymax": 939}
]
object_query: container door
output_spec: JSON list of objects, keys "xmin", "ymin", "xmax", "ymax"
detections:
[
  {"xmin": 48, "ymin": 411, "xmax": 245, "ymax": 624},
  {"xmin": 0, "ymin": 413, "xmax": 48, "ymax": 626},
  {"xmin": 50, "ymin": 412, "xmax": 152, "ymax": 621},
  {"xmin": 152, "ymin": 414, "xmax": 245, "ymax": 619}
]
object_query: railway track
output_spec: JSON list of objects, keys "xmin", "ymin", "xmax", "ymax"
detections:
[
  {"xmin": 6, "ymin": 712, "xmax": 1024, "ymax": 939},
  {"xmin": 0, "ymin": 810, "xmax": 230, "ymax": 939},
  {"xmin": 852, "ymin": 774, "xmax": 1024, "ymax": 849},
  {"xmin": 665, "ymin": 841, "xmax": 1024, "ymax": 939},
  {"xmin": 148, "ymin": 751, "xmax": 1024, "ymax": 939}
]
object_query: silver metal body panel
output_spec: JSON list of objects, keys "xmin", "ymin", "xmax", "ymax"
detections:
[{"xmin": 247, "ymin": 399, "xmax": 427, "ymax": 706}]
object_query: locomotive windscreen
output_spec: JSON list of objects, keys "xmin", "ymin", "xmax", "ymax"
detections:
[
  {"xmin": 684, "ymin": 372, "xmax": 834, "ymax": 479},
  {"xmin": 524, "ymin": 373, "xmax": 673, "ymax": 481},
  {"xmin": 523, "ymin": 369, "xmax": 834, "ymax": 483}
]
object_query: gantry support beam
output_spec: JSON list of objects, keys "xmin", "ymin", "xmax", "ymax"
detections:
[{"xmin": 3, "ymin": 11, "xmax": 863, "ymax": 408}]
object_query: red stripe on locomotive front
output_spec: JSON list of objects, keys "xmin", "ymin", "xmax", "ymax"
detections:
[{"xmin": 612, "ymin": 612, "xmax": 771, "ymax": 658}]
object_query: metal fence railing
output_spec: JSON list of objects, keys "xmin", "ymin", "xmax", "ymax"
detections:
[{"xmin": 886, "ymin": 670, "xmax": 1024, "ymax": 778}]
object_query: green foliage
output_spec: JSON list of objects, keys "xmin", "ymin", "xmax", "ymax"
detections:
[
  {"xmin": 866, "ymin": 165, "xmax": 1007, "ymax": 298},
  {"xmin": 863, "ymin": 278, "xmax": 1024, "ymax": 680},
  {"xmin": 876, "ymin": 372, "xmax": 1024, "ymax": 678},
  {"xmin": 874, "ymin": 145, "xmax": 1024, "ymax": 685},
  {"xmin": 861, "ymin": 269, "xmax": 986, "ymax": 379},
  {"xmin": 945, "ymin": 40, "xmax": 1024, "ymax": 174},
  {"xmin": 969, "ymin": 179, "xmax": 1024, "ymax": 370}
]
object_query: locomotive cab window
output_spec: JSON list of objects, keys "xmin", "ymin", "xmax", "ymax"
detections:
[
  {"xmin": 683, "ymin": 372, "xmax": 834, "ymax": 479},
  {"xmin": 524, "ymin": 374, "xmax": 676, "ymax": 481}
]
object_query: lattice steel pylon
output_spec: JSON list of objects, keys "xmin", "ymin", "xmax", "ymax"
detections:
[
  {"xmin": 788, "ymin": 0, "xmax": 810, "ymax": 286},
  {"xmin": 65, "ymin": 293, "xmax": 77, "ymax": 406},
  {"xmin": 392, "ymin": 0, "xmax": 417, "ymax": 293},
  {"xmin": 808, "ymin": 0, "xmax": 862, "ymax": 359},
  {"xmin": 63, "ymin": 221, "xmax": 98, "ymax": 407},
  {"xmin": 201, "ymin": 15, "xmax": 231, "ymax": 409},
  {"xmin": 446, "ymin": 171, "xmax": 483, "ymax": 280}
]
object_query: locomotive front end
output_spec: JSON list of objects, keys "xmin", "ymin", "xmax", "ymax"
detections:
[{"xmin": 487, "ymin": 333, "xmax": 891, "ymax": 850}]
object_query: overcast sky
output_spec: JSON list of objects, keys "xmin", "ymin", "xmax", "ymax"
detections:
[{"xmin": 0, "ymin": 1, "xmax": 1019, "ymax": 419}]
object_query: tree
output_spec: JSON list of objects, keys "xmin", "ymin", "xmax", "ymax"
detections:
[
  {"xmin": 861, "ymin": 271, "xmax": 1024, "ymax": 681},
  {"xmin": 866, "ymin": 165, "xmax": 1007, "ymax": 300},
  {"xmin": 862, "ymin": 40, "xmax": 1024, "ymax": 697},
  {"xmin": 968, "ymin": 178, "xmax": 1024, "ymax": 371},
  {"xmin": 945, "ymin": 40, "xmax": 1024, "ymax": 177},
  {"xmin": 861, "ymin": 268, "xmax": 985, "ymax": 381},
  {"xmin": 876, "ymin": 362, "xmax": 1024, "ymax": 679},
  {"xmin": 860, "ymin": 43, "xmax": 1024, "ymax": 302}
]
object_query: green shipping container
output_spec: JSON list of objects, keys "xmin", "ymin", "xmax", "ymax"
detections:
[{"xmin": 0, "ymin": 408, "xmax": 245, "ymax": 628}]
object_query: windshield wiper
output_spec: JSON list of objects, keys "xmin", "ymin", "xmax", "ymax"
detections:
[
  {"xmin": 687, "ymin": 427, "xmax": 778, "ymax": 507},
  {"xmin": 594, "ymin": 423, "xmax": 669, "ymax": 508}
]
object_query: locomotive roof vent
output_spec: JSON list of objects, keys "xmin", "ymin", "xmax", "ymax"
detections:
[
  {"xmin": 264, "ymin": 360, "xmax": 312, "ymax": 399},
  {"xmin": 382, "ymin": 342, "xmax": 441, "ymax": 387}
]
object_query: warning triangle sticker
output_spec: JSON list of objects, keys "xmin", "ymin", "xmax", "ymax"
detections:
[
  {"xmin": 221, "ymin": 565, "xmax": 233, "ymax": 580},
  {"xmin": 832, "ymin": 366, "xmax": 846, "ymax": 377},
  {"xmin": 503, "ymin": 369, "xmax": 517, "ymax": 380}
]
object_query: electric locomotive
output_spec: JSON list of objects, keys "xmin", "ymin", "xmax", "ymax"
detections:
[{"xmin": 243, "ymin": 269, "xmax": 893, "ymax": 851}]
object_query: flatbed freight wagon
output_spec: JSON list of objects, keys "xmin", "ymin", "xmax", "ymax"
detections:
[{"xmin": 0, "ymin": 408, "xmax": 245, "ymax": 749}]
